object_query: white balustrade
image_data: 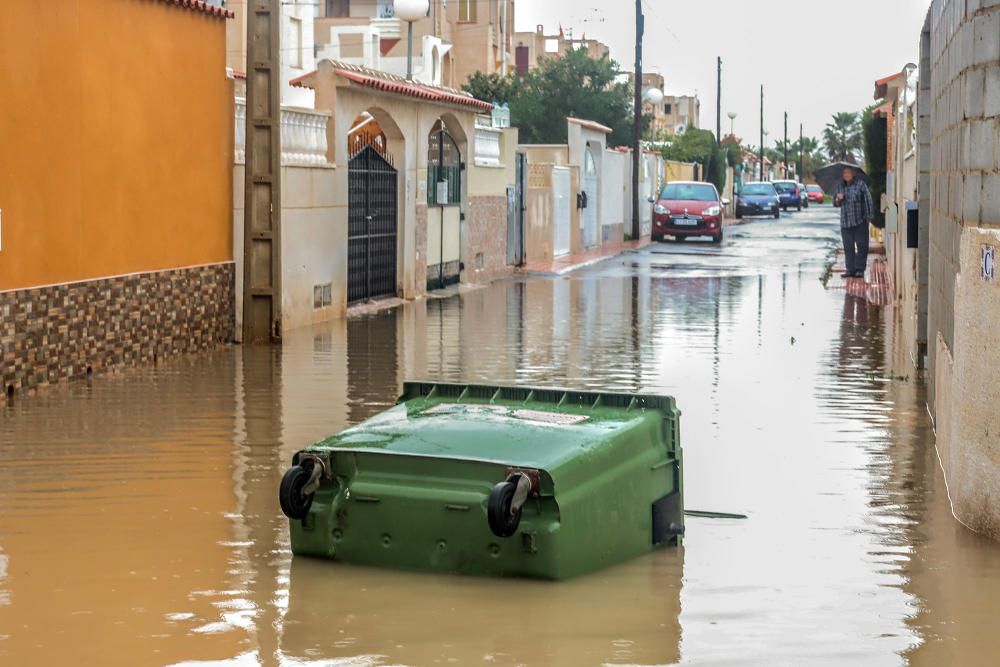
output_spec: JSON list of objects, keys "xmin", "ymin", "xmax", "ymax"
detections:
[{"xmin": 234, "ymin": 98, "xmax": 331, "ymax": 167}]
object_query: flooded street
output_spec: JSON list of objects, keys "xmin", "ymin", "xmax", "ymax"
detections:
[{"xmin": 3, "ymin": 206, "xmax": 1000, "ymax": 666}]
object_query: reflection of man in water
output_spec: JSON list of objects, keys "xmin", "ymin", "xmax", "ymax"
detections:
[{"xmin": 834, "ymin": 166, "xmax": 874, "ymax": 279}]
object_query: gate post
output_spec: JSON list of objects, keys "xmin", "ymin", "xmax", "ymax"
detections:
[{"xmin": 243, "ymin": 0, "xmax": 282, "ymax": 343}]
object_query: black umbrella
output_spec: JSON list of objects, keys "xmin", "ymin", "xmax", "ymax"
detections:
[{"xmin": 814, "ymin": 162, "xmax": 870, "ymax": 195}]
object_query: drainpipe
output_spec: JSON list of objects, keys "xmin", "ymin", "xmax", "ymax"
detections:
[{"xmin": 501, "ymin": 0, "xmax": 508, "ymax": 73}]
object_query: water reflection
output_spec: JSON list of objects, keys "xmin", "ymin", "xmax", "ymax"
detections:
[{"xmin": 3, "ymin": 214, "xmax": 1000, "ymax": 665}]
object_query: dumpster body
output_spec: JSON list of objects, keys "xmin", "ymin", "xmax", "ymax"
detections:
[{"xmin": 282, "ymin": 382, "xmax": 683, "ymax": 580}]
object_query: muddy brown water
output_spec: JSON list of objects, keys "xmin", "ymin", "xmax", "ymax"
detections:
[{"xmin": 2, "ymin": 209, "xmax": 999, "ymax": 666}]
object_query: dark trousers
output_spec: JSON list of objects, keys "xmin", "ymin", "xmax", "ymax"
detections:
[{"xmin": 841, "ymin": 224, "xmax": 870, "ymax": 276}]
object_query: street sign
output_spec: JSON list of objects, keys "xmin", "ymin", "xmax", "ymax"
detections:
[{"xmin": 982, "ymin": 245, "xmax": 996, "ymax": 283}]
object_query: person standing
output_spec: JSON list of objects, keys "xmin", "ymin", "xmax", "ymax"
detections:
[{"xmin": 834, "ymin": 165, "xmax": 874, "ymax": 278}]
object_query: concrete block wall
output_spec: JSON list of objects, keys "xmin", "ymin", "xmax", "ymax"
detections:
[{"xmin": 924, "ymin": 0, "xmax": 1000, "ymax": 539}]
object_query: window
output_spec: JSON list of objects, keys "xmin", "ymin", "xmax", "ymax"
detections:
[
  {"xmin": 289, "ymin": 17, "xmax": 303, "ymax": 68},
  {"xmin": 458, "ymin": 0, "xmax": 477, "ymax": 23},
  {"xmin": 664, "ymin": 103, "xmax": 672, "ymax": 114},
  {"xmin": 659, "ymin": 183, "xmax": 718, "ymax": 202},
  {"xmin": 325, "ymin": 0, "xmax": 349, "ymax": 17}
]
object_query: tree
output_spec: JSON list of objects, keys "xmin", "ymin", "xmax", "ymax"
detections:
[
  {"xmin": 462, "ymin": 71, "xmax": 522, "ymax": 105},
  {"xmin": 862, "ymin": 104, "xmax": 888, "ymax": 227},
  {"xmin": 463, "ymin": 48, "xmax": 637, "ymax": 146},
  {"xmin": 660, "ymin": 127, "xmax": 716, "ymax": 164},
  {"xmin": 823, "ymin": 112, "xmax": 863, "ymax": 162}
]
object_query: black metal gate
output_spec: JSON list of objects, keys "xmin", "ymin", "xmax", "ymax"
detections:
[{"xmin": 348, "ymin": 144, "xmax": 398, "ymax": 304}]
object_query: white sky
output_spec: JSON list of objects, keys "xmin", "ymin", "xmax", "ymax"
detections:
[{"xmin": 516, "ymin": 0, "xmax": 929, "ymax": 146}]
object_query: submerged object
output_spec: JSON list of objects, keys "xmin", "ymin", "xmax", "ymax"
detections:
[{"xmin": 279, "ymin": 381, "xmax": 684, "ymax": 580}]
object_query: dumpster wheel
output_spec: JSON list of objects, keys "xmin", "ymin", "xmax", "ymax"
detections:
[
  {"xmin": 280, "ymin": 462, "xmax": 318, "ymax": 520},
  {"xmin": 487, "ymin": 473, "xmax": 531, "ymax": 538}
]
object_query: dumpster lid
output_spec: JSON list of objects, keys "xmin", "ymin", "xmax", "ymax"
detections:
[{"xmin": 307, "ymin": 382, "xmax": 678, "ymax": 469}]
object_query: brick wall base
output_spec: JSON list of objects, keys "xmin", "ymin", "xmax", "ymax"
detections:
[
  {"xmin": 464, "ymin": 195, "xmax": 513, "ymax": 284},
  {"xmin": 1, "ymin": 263, "xmax": 234, "ymax": 397}
]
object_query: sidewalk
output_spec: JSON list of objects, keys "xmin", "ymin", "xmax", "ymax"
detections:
[
  {"xmin": 826, "ymin": 242, "xmax": 894, "ymax": 306},
  {"xmin": 520, "ymin": 238, "xmax": 652, "ymax": 276}
]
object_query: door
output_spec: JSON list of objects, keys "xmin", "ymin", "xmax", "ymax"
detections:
[
  {"xmin": 507, "ymin": 152, "xmax": 526, "ymax": 265},
  {"xmin": 552, "ymin": 167, "xmax": 571, "ymax": 256},
  {"xmin": 348, "ymin": 144, "xmax": 398, "ymax": 304},
  {"xmin": 583, "ymin": 147, "xmax": 599, "ymax": 249}
]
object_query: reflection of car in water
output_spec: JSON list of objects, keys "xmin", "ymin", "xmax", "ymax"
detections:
[
  {"xmin": 773, "ymin": 180, "xmax": 804, "ymax": 211},
  {"xmin": 735, "ymin": 182, "xmax": 780, "ymax": 219},
  {"xmin": 652, "ymin": 181, "xmax": 727, "ymax": 244}
]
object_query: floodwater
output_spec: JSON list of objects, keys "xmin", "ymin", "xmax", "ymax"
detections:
[{"xmin": 3, "ymin": 207, "xmax": 1000, "ymax": 666}]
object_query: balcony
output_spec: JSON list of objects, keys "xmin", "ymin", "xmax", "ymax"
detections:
[{"xmin": 235, "ymin": 98, "xmax": 332, "ymax": 167}]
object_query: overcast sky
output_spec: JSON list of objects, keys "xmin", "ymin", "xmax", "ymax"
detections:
[{"xmin": 517, "ymin": 0, "xmax": 928, "ymax": 146}]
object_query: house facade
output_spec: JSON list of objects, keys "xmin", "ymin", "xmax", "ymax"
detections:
[
  {"xmin": 0, "ymin": 0, "xmax": 235, "ymax": 397},
  {"xmin": 314, "ymin": 0, "xmax": 515, "ymax": 88},
  {"xmin": 512, "ymin": 25, "xmax": 611, "ymax": 76}
]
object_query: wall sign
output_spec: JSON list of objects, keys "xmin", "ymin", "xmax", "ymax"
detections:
[{"xmin": 983, "ymin": 245, "xmax": 996, "ymax": 283}]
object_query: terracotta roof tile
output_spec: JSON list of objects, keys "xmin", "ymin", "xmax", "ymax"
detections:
[
  {"xmin": 292, "ymin": 62, "xmax": 494, "ymax": 113},
  {"xmin": 152, "ymin": 0, "xmax": 233, "ymax": 20}
]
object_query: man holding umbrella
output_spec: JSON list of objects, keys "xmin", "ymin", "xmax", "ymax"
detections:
[{"xmin": 830, "ymin": 164, "xmax": 874, "ymax": 279}]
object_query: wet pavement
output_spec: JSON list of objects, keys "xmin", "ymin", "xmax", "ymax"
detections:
[{"xmin": 3, "ymin": 205, "xmax": 1000, "ymax": 666}]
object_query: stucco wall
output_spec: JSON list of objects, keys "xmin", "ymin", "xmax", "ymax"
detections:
[
  {"xmin": 0, "ymin": 0, "xmax": 233, "ymax": 291},
  {"xmin": 923, "ymin": 0, "xmax": 1000, "ymax": 539},
  {"xmin": 602, "ymin": 150, "xmax": 627, "ymax": 242}
]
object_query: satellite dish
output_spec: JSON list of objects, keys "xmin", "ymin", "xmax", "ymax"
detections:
[{"xmin": 675, "ymin": 123, "xmax": 687, "ymax": 134}]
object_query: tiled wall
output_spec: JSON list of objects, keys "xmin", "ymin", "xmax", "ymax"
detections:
[
  {"xmin": 463, "ymin": 196, "xmax": 512, "ymax": 283},
  {"xmin": 1, "ymin": 263, "xmax": 234, "ymax": 397}
]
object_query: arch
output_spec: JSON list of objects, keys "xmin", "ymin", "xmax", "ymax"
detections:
[{"xmin": 431, "ymin": 45, "xmax": 440, "ymax": 85}]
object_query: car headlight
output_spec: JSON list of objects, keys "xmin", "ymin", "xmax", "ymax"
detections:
[
  {"xmin": 654, "ymin": 203, "xmax": 669, "ymax": 215},
  {"xmin": 703, "ymin": 205, "xmax": 721, "ymax": 216}
]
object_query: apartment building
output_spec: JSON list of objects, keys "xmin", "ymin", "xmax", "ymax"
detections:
[
  {"xmin": 512, "ymin": 25, "xmax": 611, "ymax": 75},
  {"xmin": 661, "ymin": 95, "xmax": 700, "ymax": 135},
  {"xmin": 314, "ymin": 0, "xmax": 514, "ymax": 88}
]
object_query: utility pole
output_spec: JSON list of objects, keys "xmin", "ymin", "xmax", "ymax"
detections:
[
  {"xmin": 631, "ymin": 0, "xmax": 643, "ymax": 239},
  {"xmin": 759, "ymin": 86, "xmax": 764, "ymax": 182},
  {"xmin": 716, "ymin": 57, "xmax": 722, "ymax": 144},
  {"xmin": 244, "ymin": 0, "xmax": 282, "ymax": 344},
  {"xmin": 799, "ymin": 123, "xmax": 804, "ymax": 180},
  {"xmin": 783, "ymin": 112, "xmax": 789, "ymax": 179}
]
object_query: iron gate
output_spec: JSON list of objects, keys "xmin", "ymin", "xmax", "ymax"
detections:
[{"xmin": 348, "ymin": 144, "xmax": 398, "ymax": 304}]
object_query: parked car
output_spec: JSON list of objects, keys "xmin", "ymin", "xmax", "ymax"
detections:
[
  {"xmin": 735, "ymin": 182, "xmax": 780, "ymax": 219},
  {"xmin": 652, "ymin": 181, "xmax": 727, "ymax": 244},
  {"xmin": 805, "ymin": 184, "xmax": 825, "ymax": 204},
  {"xmin": 773, "ymin": 180, "xmax": 803, "ymax": 211},
  {"xmin": 798, "ymin": 183, "xmax": 809, "ymax": 208}
]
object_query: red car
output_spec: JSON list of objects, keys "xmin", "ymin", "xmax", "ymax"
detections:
[
  {"xmin": 652, "ymin": 181, "xmax": 726, "ymax": 244},
  {"xmin": 805, "ymin": 184, "xmax": 825, "ymax": 204}
]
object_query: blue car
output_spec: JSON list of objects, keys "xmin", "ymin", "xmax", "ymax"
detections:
[
  {"xmin": 773, "ymin": 180, "xmax": 804, "ymax": 211},
  {"xmin": 735, "ymin": 182, "xmax": 780, "ymax": 219}
]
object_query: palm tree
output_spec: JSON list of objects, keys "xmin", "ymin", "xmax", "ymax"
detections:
[{"xmin": 823, "ymin": 112, "xmax": 862, "ymax": 162}]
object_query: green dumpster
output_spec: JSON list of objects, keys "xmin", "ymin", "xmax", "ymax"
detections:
[{"xmin": 279, "ymin": 382, "xmax": 683, "ymax": 580}]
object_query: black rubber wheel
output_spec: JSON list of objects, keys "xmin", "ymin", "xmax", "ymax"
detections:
[
  {"xmin": 279, "ymin": 464, "xmax": 315, "ymax": 520},
  {"xmin": 712, "ymin": 233, "xmax": 723, "ymax": 244},
  {"xmin": 652, "ymin": 233, "xmax": 663, "ymax": 243},
  {"xmin": 735, "ymin": 208, "xmax": 743, "ymax": 219},
  {"xmin": 487, "ymin": 480, "xmax": 522, "ymax": 538},
  {"xmin": 797, "ymin": 203, "xmax": 802, "ymax": 211},
  {"xmin": 773, "ymin": 209, "xmax": 781, "ymax": 220}
]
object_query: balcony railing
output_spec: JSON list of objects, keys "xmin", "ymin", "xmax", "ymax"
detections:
[{"xmin": 235, "ymin": 98, "xmax": 331, "ymax": 167}]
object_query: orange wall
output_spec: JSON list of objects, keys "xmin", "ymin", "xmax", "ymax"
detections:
[{"xmin": 0, "ymin": 0, "xmax": 234, "ymax": 291}]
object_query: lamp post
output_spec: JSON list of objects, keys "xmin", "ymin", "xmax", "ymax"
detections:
[
  {"xmin": 395, "ymin": 0, "xmax": 430, "ymax": 81},
  {"xmin": 762, "ymin": 129, "xmax": 770, "ymax": 181},
  {"xmin": 727, "ymin": 111, "xmax": 736, "ymax": 138}
]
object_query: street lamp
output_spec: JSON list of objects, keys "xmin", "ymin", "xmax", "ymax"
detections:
[
  {"xmin": 643, "ymin": 87, "xmax": 664, "ymax": 106},
  {"xmin": 762, "ymin": 129, "xmax": 770, "ymax": 181},
  {"xmin": 727, "ymin": 111, "xmax": 736, "ymax": 137},
  {"xmin": 395, "ymin": 0, "xmax": 429, "ymax": 81}
]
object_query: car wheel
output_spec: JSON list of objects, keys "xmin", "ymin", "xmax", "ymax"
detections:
[
  {"xmin": 712, "ymin": 232, "xmax": 723, "ymax": 244},
  {"xmin": 773, "ymin": 209, "xmax": 781, "ymax": 219},
  {"xmin": 797, "ymin": 203, "xmax": 802, "ymax": 211},
  {"xmin": 735, "ymin": 208, "xmax": 743, "ymax": 219},
  {"xmin": 652, "ymin": 233, "xmax": 663, "ymax": 242}
]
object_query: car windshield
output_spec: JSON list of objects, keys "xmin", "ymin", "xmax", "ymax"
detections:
[
  {"xmin": 659, "ymin": 183, "xmax": 717, "ymax": 202},
  {"xmin": 774, "ymin": 182, "xmax": 797, "ymax": 193},
  {"xmin": 740, "ymin": 184, "xmax": 777, "ymax": 196},
  {"xmin": 807, "ymin": 185, "xmax": 822, "ymax": 192}
]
